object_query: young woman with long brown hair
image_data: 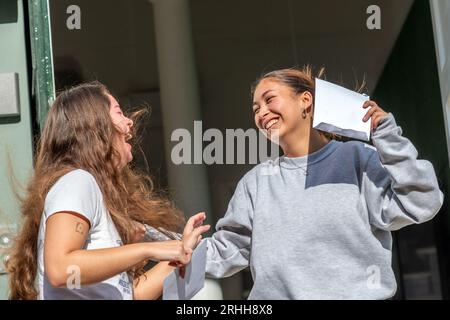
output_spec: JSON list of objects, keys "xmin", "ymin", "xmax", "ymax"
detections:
[{"xmin": 6, "ymin": 82, "xmax": 210, "ymax": 300}]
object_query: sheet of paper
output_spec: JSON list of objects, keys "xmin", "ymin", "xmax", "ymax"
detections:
[
  {"xmin": 313, "ymin": 78, "xmax": 371, "ymax": 141},
  {"xmin": 163, "ymin": 240, "xmax": 207, "ymax": 300}
]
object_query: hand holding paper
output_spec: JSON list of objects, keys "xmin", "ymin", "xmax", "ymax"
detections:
[{"xmin": 362, "ymin": 100, "xmax": 390, "ymax": 132}]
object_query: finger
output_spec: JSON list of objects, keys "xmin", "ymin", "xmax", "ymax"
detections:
[
  {"xmin": 179, "ymin": 252, "xmax": 191, "ymax": 266},
  {"xmin": 371, "ymin": 114, "xmax": 377, "ymax": 130},
  {"xmin": 363, "ymin": 106, "xmax": 378, "ymax": 122},
  {"xmin": 363, "ymin": 100, "xmax": 379, "ymax": 109},
  {"xmin": 372, "ymin": 114, "xmax": 383, "ymax": 131},
  {"xmin": 363, "ymin": 101, "xmax": 371, "ymax": 109},
  {"xmin": 183, "ymin": 246, "xmax": 193, "ymax": 255},
  {"xmin": 191, "ymin": 225, "xmax": 211, "ymax": 238},
  {"xmin": 193, "ymin": 216, "xmax": 206, "ymax": 228},
  {"xmin": 185, "ymin": 212, "xmax": 206, "ymax": 232},
  {"xmin": 185, "ymin": 217, "xmax": 195, "ymax": 232},
  {"xmin": 192, "ymin": 212, "xmax": 206, "ymax": 227}
]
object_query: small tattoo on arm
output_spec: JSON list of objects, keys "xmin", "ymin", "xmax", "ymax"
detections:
[{"xmin": 75, "ymin": 222, "xmax": 85, "ymax": 235}]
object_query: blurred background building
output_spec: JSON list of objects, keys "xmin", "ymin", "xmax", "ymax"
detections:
[{"xmin": 1, "ymin": 0, "xmax": 450, "ymax": 299}]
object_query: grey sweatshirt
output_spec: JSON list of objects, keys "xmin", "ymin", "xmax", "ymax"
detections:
[{"xmin": 204, "ymin": 113, "xmax": 444, "ymax": 300}]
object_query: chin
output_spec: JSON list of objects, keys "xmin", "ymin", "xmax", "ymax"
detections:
[
  {"xmin": 267, "ymin": 128, "xmax": 284, "ymax": 144},
  {"xmin": 119, "ymin": 153, "xmax": 133, "ymax": 168},
  {"xmin": 127, "ymin": 154, "xmax": 133, "ymax": 163}
]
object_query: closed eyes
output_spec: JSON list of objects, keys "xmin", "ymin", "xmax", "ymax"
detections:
[
  {"xmin": 266, "ymin": 96, "xmax": 275, "ymax": 104},
  {"xmin": 253, "ymin": 96, "xmax": 275, "ymax": 114}
]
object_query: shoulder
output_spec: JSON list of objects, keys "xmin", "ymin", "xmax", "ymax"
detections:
[
  {"xmin": 44, "ymin": 169, "xmax": 102, "ymax": 225},
  {"xmin": 62, "ymin": 168, "xmax": 97, "ymax": 181},
  {"xmin": 334, "ymin": 139, "xmax": 378, "ymax": 162},
  {"xmin": 47, "ymin": 169, "xmax": 101, "ymax": 199},
  {"xmin": 227, "ymin": 165, "xmax": 263, "ymax": 196},
  {"xmin": 242, "ymin": 162, "xmax": 270, "ymax": 182}
]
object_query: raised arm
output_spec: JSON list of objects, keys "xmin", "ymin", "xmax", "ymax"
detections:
[{"xmin": 361, "ymin": 104, "xmax": 444, "ymax": 231}]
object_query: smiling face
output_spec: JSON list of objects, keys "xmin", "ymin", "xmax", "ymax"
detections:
[
  {"xmin": 252, "ymin": 78, "xmax": 313, "ymax": 145},
  {"xmin": 108, "ymin": 94, "xmax": 133, "ymax": 168}
]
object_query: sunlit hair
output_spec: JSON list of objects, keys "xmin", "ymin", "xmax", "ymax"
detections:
[
  {"xmin": 251, "ymin": 65, "xmax": 366, "ymax": 141},
  {"xmin": 6, "ymin": 81, "xmax": 185, "ymax": 299}
]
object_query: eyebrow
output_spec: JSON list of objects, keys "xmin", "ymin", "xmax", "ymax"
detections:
[{"xmin": 252, "ymin": 90, "xmax": 275, "ymax": 107}]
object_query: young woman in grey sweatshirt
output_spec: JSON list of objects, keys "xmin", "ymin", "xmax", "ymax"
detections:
[{"xmin": 201, "ymin": 67, "xmax": 444, "ymax": 300}]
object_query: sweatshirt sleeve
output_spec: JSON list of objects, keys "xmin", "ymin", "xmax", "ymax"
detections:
[
  {"xmin": 362, "ymin": 113, "xmax": 444, "ymax": 231},
  {"xmin": 204, "ymin": 178, "xmax": 253, "ymax": 278}
]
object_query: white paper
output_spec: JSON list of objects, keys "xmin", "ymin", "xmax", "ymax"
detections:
[
  {"xmin": 313, "ymin": 78, "xmax": 371, "ymax": 141},
  {"xmin": 163, "ymin": 240, "xmax": 207, "ymax": 300}
]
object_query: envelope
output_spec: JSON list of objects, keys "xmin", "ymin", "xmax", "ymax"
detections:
[
  {"xmin": 313, "ymin": 78, "xmax": 371, "ymax": 141},
  {"xmin": 162, "ymin": 240, "xmax": 207, "ymax": 300}
]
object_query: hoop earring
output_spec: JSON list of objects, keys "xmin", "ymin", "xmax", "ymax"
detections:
[{"xmin": 302, "ymin": 109, "xmax": 307, "ymax": 119}]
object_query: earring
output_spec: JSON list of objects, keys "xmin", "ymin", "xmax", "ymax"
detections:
[{"xmin": 302, "ymin": 109, "xmax": 307, "ymax": 119}]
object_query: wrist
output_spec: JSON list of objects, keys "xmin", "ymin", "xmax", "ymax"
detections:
[
  {"xmin": 141, "ymin": 242, "xmax": 159, "ymax": 261},
  {"xmin": 143, "ymin": 240, "xmax": 183, "ymax": 261}
]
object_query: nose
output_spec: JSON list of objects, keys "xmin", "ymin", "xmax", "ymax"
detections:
[
  {"xmin": 126, "ymin": 117, "xmax": 133, "ymax": 130},
  {"xmin": 258, "ymin": 105, "xmax": 270, "ymax": 126},
  {"xmin": 116, "ymin": 117, "xmax": 133, "ymax": 135}
]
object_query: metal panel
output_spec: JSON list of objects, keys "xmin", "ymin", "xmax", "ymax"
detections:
[{"xmin": 0, "ymin": 73, "xmax": 20, "ymax": 118}]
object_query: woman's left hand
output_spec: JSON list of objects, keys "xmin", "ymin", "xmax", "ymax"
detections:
[
  {"xmin": 181, "ymin": 212, "xmax": 211, "ymax": 251},
  {"xmin": 362, "ymin": 101, "xmax": 389, "ymax": 132},
  {"xmin": 169, "ymin": 212, "xmax": 210, "ymax": 278}
]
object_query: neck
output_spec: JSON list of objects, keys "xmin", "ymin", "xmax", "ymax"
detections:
[{"xmin": 281, "ymin": 126, "xmax": 330, "ymax": 158}]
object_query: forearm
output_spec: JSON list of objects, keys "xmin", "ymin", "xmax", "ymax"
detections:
[
  {"xmin": 205, "ymin": 235, "xmax": 250, "ymax": 279},
  {"xmin": 371, "ymin": 114, "xmax": 443, "ymax": 213},
  {"xmin": 364, "ymin": 114, "xmax": 443, "ymax": 230},
  {"xmin": 48, "ymin": 242, "xmax": 155, "ymax": 287},
  {"xmin": 133, "ymin": 262, "xmax": 175, "ymax": 300}
]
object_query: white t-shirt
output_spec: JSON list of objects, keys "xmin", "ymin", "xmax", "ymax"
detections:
[{"xmin": 37, "ymin": 169, "xmax": 134, "ymax": 300}]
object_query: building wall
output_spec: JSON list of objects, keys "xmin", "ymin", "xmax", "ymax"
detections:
[{"xmin": 0, "ymin": 0, "xmax": 34, "ymax": 299}]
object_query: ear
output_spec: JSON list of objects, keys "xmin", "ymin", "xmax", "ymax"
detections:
[{"xmin": 299, "ymin": 91, "xmax": 313, "ymax": 111}]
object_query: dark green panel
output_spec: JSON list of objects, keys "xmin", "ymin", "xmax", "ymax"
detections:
[
  {"xmin": 374, "ymin": 1, "xmax": 447, "ymax": 174},
  {"xmin": 0, "ymin": 0, "xmax": 18, "ymax": 24},
  {"xmin": 373, "ymin": 0, "xmax": 450, "ymax": 299}
]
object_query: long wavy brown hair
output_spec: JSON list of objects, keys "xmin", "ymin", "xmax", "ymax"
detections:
[{"xmin": 6, "ymin": 81, "xmax": 185, "ymax": 299}]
